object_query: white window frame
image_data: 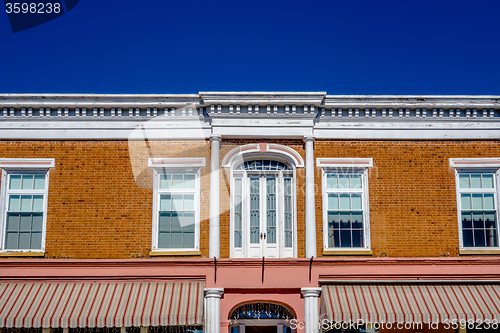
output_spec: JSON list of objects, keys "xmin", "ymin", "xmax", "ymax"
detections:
[
  {"xmin": 149, "ymin": 158, "xmax": 205, "ymax": 253},
  {"xmin": 0, "ymin": 158, "xmax": 54, "ymax": 253},
  {"xmin": 450, "ymin": 158, "xmax": 500, "ymax": 251},
  {"xmin": 318, "ymin": 158, "xmax": 372, "ymax": 252},
  {"xmin": 229, "ymin": 157, "xmax": 298, "ymax": 258}
]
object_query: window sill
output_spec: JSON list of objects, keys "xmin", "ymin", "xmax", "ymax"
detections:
[
  {"xmin": 0, "ymin": 251, "xmax": 45, "ymax": 257},
  {"xmin": 149, "ymin": 250, "xmax": 202, "ymax": 257},
  {"xmin": 323, "ymin": 249, "xmax": 373, "ymax": 256},
  {"xmin": 459, "ymin": 249, "xmax": 500, "ymax": 255}
]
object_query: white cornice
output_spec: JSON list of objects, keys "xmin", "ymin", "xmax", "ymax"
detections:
[{"xmin": 200, "ymin": 91, "xmax": 326, "ymax": 105}]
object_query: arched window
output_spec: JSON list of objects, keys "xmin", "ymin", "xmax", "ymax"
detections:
[{"xmin": 231, "ymin": 157, "xmax": 296, "ymax": 258}]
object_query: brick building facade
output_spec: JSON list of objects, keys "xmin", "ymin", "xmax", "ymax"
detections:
[{"xmin": 0, "ymin": 92, "xmax": 499, "ymax": 333}]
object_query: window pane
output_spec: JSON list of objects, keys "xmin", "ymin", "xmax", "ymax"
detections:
[
  {"xmin": 285, "ymin": 230, "xmax": 293, "ymax": 248},
  {"xmin": 461, "ymin": 194, "xmax": 471, "ymax": 210},
  {"xmin": 184, "ymin": 174, "xmax": 195, "ymax": 189},
  {"xmin": 158, "ymin": 232, "xmax": 171, "ymax": 248},
  {"xmin": 328, "ymin": 194, "xmax": 338, "ymax": 210},
  {"xmin": 7, "ymin": 214, "xmax": 20, "ymax": 231},
  {"xmin": 474, "ymin": 230, "xmax": 486, "ymax": 247},
  {"xmin": 184, "ymin": 195, "xmax": 195, "ymax": 211},
  {"xmin": 5, "ymin": 232, "xmax": 18, "ymax": 249},
  {"xmin": 22, "ymin": 175, "xmax": 34, "ymax": 190},
  {"xmin": 333, "ymin": 229, "xmax": 339, "ymax": 248},
  {"xmin": 159, "ymin": 212, "xmax": 171, "ymax": 231},
  {"xmin": 31, "ymin": 232, "xmax": 42, "ymax": 249},
  {"xmin": 482, "ymin": 174, "xmax": 494, "ymax": 188},
  {"xmin": 183, "ymin": 212, "xmax": 195, "ymax": 228},
  {"xmin": 34, "ymin": 175, "xmax": 45, "ymax": 190},
  {"xmin": 339, "ymin": 212, "xmax": 351, "ymax": 228},
  {"xmin": 20, "ymin": 195, "xmax": 32, "ymax": 212},
  {"xmin": 352, "ymin": 212, "xmax": 363, "ymax": 228},
  {"xmin": 352, "ymin": 229, "xmax": 363, "ymax": 247},
  {"xmin": 329, "ymin": 212, "xmax": 339, "ymax": 229},
  {"xmin": 234, "ymin": 230, "xmax": 242, "ymax": 248},
  {"xmin": 350, "ymin": 175, "xmax": 362, "ymax": 189},
  {"xmin": 326, "ymin": 175, "xmax": 337, "ymax": 189},
  {"xmin": 472, "ymin": 194, "xmax": 483, "ymax": 210},
  {"xmin": 473, "ymin": 213, "xmax": 484, "ymax": 229},
  {"xmin": 463, "ymin": 229, "xmax": 474, "ymax": 247},
  {"xmin": 351, "ymin": 194, "xmax": 362, "ymax": 210},
  {"xmin": 19, "ymin": 232, "xmax": 31, "ymax": 249},
  {"xmin": 172, "ymin": 195, "xmax": 183, "ymax": 211},
  {"xmin": 462, "ymin": 212, "xmax": 472, "ymax": 229},
  {"xmin": 284, "ymin": 178, "xmax": 292, "ymax": 195},
  {"xmin": 8, "ymin": 195, "xmax": 20, "ymax": 211},
  {"xmin": 471, "ymin": 174, "xmax": 482, "ymax": 188},
  {"xmin": 338, "ymin": 175, "xmax": 349, "ymax": 189},
  {"xmin": 9, "ymin": 175, "xmax": 21, "ymax": 189},
  {"xmin": 487, "ymin": 228, "xmax": 498, "ymax": 247},
  {"xmin": 171, "ymin": 213, "xmax": 181, "ymax": 231},
  {"xmin": 340, "ymin": 230, "xmax": 351, "ymax": 247},
  {"xmin": 485, "ymin": 212, "xmax": 496, "ymax": 228},
  {"xmin": 483, "ymin": 194, "xmax": 495, "ymax": 210},
  {"xmin": 171, "ymin": 232, "xmax": 182, "ymax": 248},
  {"xmin": 160, "ymin": 194, "xmax": 171, "ymax": 211},
  {"xmin": 159, "ymin": 174, "xmax": 171, "ymax": 189},
  {"xmin": 339, "ymin": 194, "xmax": 350, "ymax": 210},
  {"xmin": 183, "ymin": 232, "xmax": 195, "ymax": 248},
  {"xmin": 172, "ymin": 175, "xmax": 184, "ymax": 189},
  {"xmin": 32, "ymin": 195, "xmax": 44, "ymax": 212},
  {"xmin": 32, "ymin": 214, "xmax": 43, "ymax": 231},
  {"xmin": 459, "ymin": 174, "xmax": 470, "ymax": 188},
  {"xmin": 20, "ymin": 214, "xmax": 32, "ymax": 231}
]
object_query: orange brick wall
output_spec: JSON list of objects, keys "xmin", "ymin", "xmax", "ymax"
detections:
[
  {"xmin": 0, "ymin": 139, "xmax": 499, "ymax": 259},
  {"xmin": 0, "ymin": 140, "xmax": 211, "ymax": 259},
  {"xmin": 315, "ymin": 140, "xmax": 500, "ymax": 257}
]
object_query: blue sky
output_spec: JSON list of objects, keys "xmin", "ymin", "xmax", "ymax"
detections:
[{"xmin": 1, "ymin": 0, "xmax": 499, "ymax": 95}]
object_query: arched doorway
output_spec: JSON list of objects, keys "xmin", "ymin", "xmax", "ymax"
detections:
[
  {"xmin": 223, "ymin": 143, "xmax": 304, "ymax": 258},
  {"xmin": 229, "ymin": 302, "xmax": 296, "ymax": 333}
]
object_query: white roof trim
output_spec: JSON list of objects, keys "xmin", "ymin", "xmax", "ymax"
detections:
[
  {"xmin": 0, "ymin": 158, "xmax": 55, "ymax": 169},
  {"xmin": 449, "ymin": 158, "xmax": 500, "ymax": 168},
  {"xmin": 317, "ymin": 158, "xmax": 374, "ymax": 168},
  {"xmin": 148, "ymin": 158, "xmax": 206, "ymax": 168},
  {"xmin": 222, "ymin": 143, "xmax": 305, "ymax": 168}
]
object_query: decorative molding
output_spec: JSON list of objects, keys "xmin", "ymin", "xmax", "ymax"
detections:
[
  {"xmin": 222, "ymin": 143, "xmax": 304, "ymax": 168},
  {"xmin": 449, "ymin": 158, "xmax": 500, "ymax": 168},
  {"xmin": 148, "ymin": 158, "xmax": 206, "ymax": 168},
  {"xmin": 205, "ymin": 288, "xmax": 224, "ymax": 298},
  {"xmin": 301, "ymin": 287, "xmax": 321, "ymax": 298},
  {"xmin": 317, "ymin": 158, "xmax": 373, "ymax": 168},
  {"xmin": 0, "ymin": 158, "xmax": 55, "ymax": 169}
]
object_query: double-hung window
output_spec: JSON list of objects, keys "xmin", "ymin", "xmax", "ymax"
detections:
[
  {"xmin": 451, "ymin": 159, "xmax": 500, "ymax": 250},
  {"xmin": 0, "ymin": 158, "xmax": 54, "ymax": 253},
  {"xmin": 318, "ymin": 158, "xmax": 372, "ymax": 252},
  {"xmin": 149, "ymin": 158, "xmax": 204, "ymax": 253}
]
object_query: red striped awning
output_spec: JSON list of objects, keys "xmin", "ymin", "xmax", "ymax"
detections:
[
  {"xmin": 321, "ymin": 283, "xmax": 500, "ymax": 323},
  {"xmin": 0, "ymin": 281, "xmax": 204, "ymax": 328}
]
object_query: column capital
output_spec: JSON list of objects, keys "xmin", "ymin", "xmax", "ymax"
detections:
[
  {"xmin": 205, "ymin": 288, "xmax": 224, "ymax": 298},
  {"xmin": 303, "ymin": 136, "xmax": 315, "ymax": 143},
  {"xmin": 301, "ymin": 287, "xmax": 321, "ymax": 298},
  {"xmin": 210, "ymin": 135, "xmax": 222, "ymax": 142}
]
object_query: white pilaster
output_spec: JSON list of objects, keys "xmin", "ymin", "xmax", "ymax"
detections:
[
  {"xmin": 304, "ymin": 136, "xmax": 316, "ymax": 258},
  {"xmin": 209, "ymin": 135, "xmax": 221, "ymax": 258},
  {"xmin": 301, "ymin": 287, "xmax": 321, "ymax": 333},
  {"xmin": 205, "ymin": 288, "xmax": 224, "ymax": 333}
]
